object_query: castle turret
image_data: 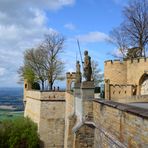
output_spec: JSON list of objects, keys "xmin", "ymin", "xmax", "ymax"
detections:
[{"xmin": 66, "ymin": 72, "xmax": 76, "ymax": 92}]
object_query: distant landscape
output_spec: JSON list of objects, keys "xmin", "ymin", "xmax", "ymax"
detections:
[{"xmin": 0, "ymin": 87, "xmax": 24, "ymax": 120}]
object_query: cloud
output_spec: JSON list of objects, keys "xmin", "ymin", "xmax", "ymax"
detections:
[
  {"xmin": 0, "ymin": 67, "xmax": 5, "ymax": 76},
  {"xmin": 76, "ymin": 32, "xmax": 109, "ymax": 43},
  {"xmin": 0, "ymin": 0, "xmax": 75, "ymax": 13},
  {"xmin": 108, "ymin": 48, "xmax": 123, "ymax": 58},
  {"xmin": 0, "ymin": 0, "xmax": 75, "ymax": 87},
  {"xmin": 64, "ymin": 23, "xmax": 76, "ymax": 30}
]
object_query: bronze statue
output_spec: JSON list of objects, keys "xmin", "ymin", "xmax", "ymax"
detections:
[
  {"xmin": 83, "ymin": 50, "xmax": 92, "ymax": 81},
  {"xmin": 75, "ymin": 61, "xmax": 81, "ymax": 83}
]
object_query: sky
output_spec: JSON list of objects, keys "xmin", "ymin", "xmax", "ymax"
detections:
[{"xmin": 0, "ymin": 0, "xmax": 129, "ymax": 88}]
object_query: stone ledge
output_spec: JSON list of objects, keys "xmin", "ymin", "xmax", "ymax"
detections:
[
  {"xmin": 25, "ymin": 97, "xmax": 65, "ymax": 102},
  {"xmin": 72, "ymin": 121, "xmax": 95, "ymax": 133},
  {"xmin": 25, "ymin": 90, "xmax": 65, "ymax": 101},
  {"xmin": 81, "ymin": 81, "xmax": 94, "ymax": 89},
  {"xmin": 93, "ymin": 99, "xmax": 148, "ymax": 119}
]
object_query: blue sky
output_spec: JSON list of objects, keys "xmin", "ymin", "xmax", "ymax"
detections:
[{"xmin": 0, "ymin": 0, "xmax": 128, "ymax": 87}]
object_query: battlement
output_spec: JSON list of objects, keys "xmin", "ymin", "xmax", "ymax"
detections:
[
  {"xmin": 105, "ymin": 57, "xmax": 148, "ymax": 65},
  {"xmin": 104, "ymin": 59, "xmax": 126, "ymax": 65}
]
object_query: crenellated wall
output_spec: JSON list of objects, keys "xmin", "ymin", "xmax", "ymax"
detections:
[
  {"xmin": 126, "ymin": 58, "xmax": 148, "ymax": 94},
  {"xmin": 104, "ymin": 58, "xmax": 148, "ymax": 100},
  {"xmin": 24, "ymin": 64, "xmax": 148, "ymax": 148}
]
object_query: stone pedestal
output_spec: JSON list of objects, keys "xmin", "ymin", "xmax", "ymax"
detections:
[
  {"xmin": 81, "ymin": 81, "xmax": 94, "ymax": 122},
  {"xmin": 74, "ymin": 83, "xmax": 82, "ymax": 122},
  {"xmin": 73, "ymin": 81, "xmax": 95, "ymax": 148}
]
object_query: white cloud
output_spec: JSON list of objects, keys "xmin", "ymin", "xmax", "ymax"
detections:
[
  {"xmin": 0, "ymin": 0, "xmax": 75, "ymax": 13},
  {"xmin": 109, "ymin": 48, "xmax": 123, "ymax": 58},
  {"xmin": 76, "ymin": 32, "xmax": 109, "ymax": 43},
  {"xmin": 0, "ymin": 0, "xmax": 75, "ymax": 87},
  {"xmin": 64, "ymin": 23, "xmax": 76, "ymax": 30},
  {"xmin": 0, "ymin": 67, "xmax": 6, "ymax": 76}
]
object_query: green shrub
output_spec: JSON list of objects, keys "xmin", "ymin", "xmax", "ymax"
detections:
[
  {"xmin": 0, "ymin": 117, "xmax": 40, "ymax": 148},
  {"xmin": 32, "ymin": 82, "xmax": 40, "ymax": 90}
]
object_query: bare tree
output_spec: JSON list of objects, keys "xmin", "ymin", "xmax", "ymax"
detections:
[
  {"xmin": 18, "ymin": 32, "xmax": 65, "ymax": 90},
  {"xmin": 109, "ymin": 0, "xmax": 148, "ymax": 58},
  {"xmin": 39, "ymin": 33, "xmax": 65, "ymax": 90},
  {"xmin": 91, "ymin": 60, "xmax": 103, "ymax": 87},
  {"xmin": 109, "ymin": 27, "xmax": 129, "ymax": 58}
]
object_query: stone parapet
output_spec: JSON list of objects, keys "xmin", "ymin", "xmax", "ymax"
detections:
[
  {"xmin": 93, "ymin": 99, "xmax": 148, "ymax": 148},
  {"xmin": 93, "ymin": 99, "xmax": 148, "ymax": 119},
  {"xmin": 116, "ymin": 95, "xmax": 148, "ymax": 103},
  {"xmin": 25, "ymin": 90, "xmax": 65, "ymax": 101}
]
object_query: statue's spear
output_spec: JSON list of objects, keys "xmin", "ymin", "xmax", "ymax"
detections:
[{"xmin": 77, "ymin": 39, "xmax": 84, "ymax": 69}]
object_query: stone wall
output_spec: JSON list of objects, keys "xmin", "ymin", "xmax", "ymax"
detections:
[
  {"xmin": 24, "ymin": 90, "xmax": 66, "ymax": 148},
  {"xmin": 109, "ymin": 85, "xmax": 133, "ymax": 100},
  {"xmin": 93, "ymin": 99, "xmax": 148, "ymax": 148},
  {"xmin": 104, "ymin": 60, "xmax": 127, "ymax": 85},
  {"xmin": 74, "ymin": 123, "xmax": 95, "ymax": 148},
  {"xmin": 39, "ymin": 101, "xmax": 65, "ymax": 148},
  {"xmin": 24, "ymin": 86, "xmax": 148, "ymax": 148},
  {"xmin": 104, "ymin": 58, "xmax": 148, "ymax": 100},
  {"xmin": 116, "ymin": 95, "xmax": 148, "ymax": 103},
  {"xmin": 126, "ymin": 58, "xmax": 148, "ymax": 85},
  {"xmin": 64, "ymin": 92, "xmax": 76, "ymax": 148},
  {"xmin": 24, "ymin": 97, "xmax": 41, "ymax": 126}
]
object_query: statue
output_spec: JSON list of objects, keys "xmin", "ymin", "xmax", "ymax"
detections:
[
  {"xmin": 83, "ymin": 50, "xmax": 92, "ymax": 81},
  {"xmin": 75, "ymin": 61, "xmax": 81, "ymax": 83}
]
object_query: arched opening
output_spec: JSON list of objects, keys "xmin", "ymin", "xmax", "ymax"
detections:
[
  {"xmin": 25, "ymin": 84, "xmax": 27, "ymax": 89},
  {"xmin": 139, "ymin": 74, "xmax": 148, "ymax": 95}
]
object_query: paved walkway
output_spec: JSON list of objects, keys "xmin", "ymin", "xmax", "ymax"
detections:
[{"xmin": 129, "ymin": 103, "xmax": 148, "ymax": 109}]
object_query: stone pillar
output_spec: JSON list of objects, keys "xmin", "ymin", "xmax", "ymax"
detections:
[
  {"xmin": 72, "ymin": 81, "xmax": 95, "ymax": 148},
  {"xmin": 105, "ymin": 79, "xmax": 110, "ymax": 100},
  {"xmin": 74, "ymin": 83, "xmax": 82, "ymax": 122},
  {"xmin": 81, "ymin": 81, "xmax": 94, "ymax": 122}
]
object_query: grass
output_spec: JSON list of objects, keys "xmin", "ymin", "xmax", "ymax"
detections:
[{"xmin": 0, "ymin": 109, "xmax": 24, "ymax": 121}]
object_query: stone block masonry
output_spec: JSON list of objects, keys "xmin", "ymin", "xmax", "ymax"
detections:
[
  {"xmin": 24, "ymin": 83, "xmax": 148, "ymax": 148},
  {"xmin": 93, "ymin": 99, "xmax": 148, "ymax": 148},
  {"xmin": 104, "ymin": 58, "xmax": 148, "ymax": 100},
  {"xmin": 24, "ymin": 90, "xmax": 65, "ymax": 148}
]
